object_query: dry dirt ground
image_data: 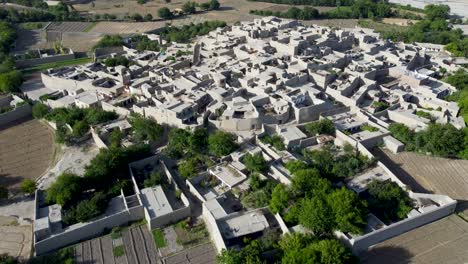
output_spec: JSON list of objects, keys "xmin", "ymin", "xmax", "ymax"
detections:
[
  {"xmin": 37, "ymin": 140, "xmax": 99, "ymax": 190},
  {"xmin": 362, "ymin": 149, "xmax": 468, "ymax": 264},
  {"xmin": 361, "ymin": 214, "xmax": 468, "ymax": 264},
  {"xmin": 76, "ymin": 0, "xmax": 334, "ymax": 23},
  {"xmin": 0, "ymin": 216, "xmax": 32, "ymax": 261},
  {"xmin": 0, "ymin": 119, "xmax": 55, "ymax": 193}
]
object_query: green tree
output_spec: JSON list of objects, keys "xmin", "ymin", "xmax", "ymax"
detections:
[
  {"xmin": 131, "ymin": 13, "xmax": 143, "ymax": 21},
  {"xmin": 424, "ymin": 4, "xmax": 450, "ymax": 21},
  {"xmin": 158, "ymin": 7, "xmax": 173, "ymax": 19},
  {"xmin": 182, "ymin": 1, "xmax": 197, "ymax": 14},
  {"xmin": 109, "ymin": 128, "xmax": 122, "ymax": 148},
  {"xmin": 144, "ymin": 171, "xmax": 167, "ymax": 187},
  {"xmin": 178, "ymin": 157, "xmax": 199, "ymax": 178},
  {"xmin": 166, "ymin": 128, "xmax": 190, "ymax": 158},
  {"xmin": 208, "ymin": 131, "xmax": 237, "ymax": 157},
  {"xmin": 269, "ymin": 184, "xmax": 291, "ymax": 214},
  {"xmin": 65, "ymin": 191, "xmax": 108, "ymax": 224},
  {"xmin": 129, "ymin": 114, "xmax": 163, "ymax": 142},
  {"xmin": 309, "ymin": 239, "xmax": 355, "ymax": 264},
  {"xmin": 209, "ymin": 0, "xmax": 220, "ymax": 10},
  {"xmin": 32, "ymin": 103, "xmax": 49, "ymax": 119},
  {"xmin": 46, "ymin": 173, "xmax": 82, "ymax": 207},
  {"xmin": 0, "ymin": 70, "xmax": 22, "ymax": 93},
  {"xmin": 144, "ymin": 13, "xmax": 153, "ymax": 21},
  {"xmin": 367, "ymin": 180, "xmax": 413, "ymax": 223},
  {"xmin": 291, "ymin": 168, "xmax": 331, "ymax": 196},
  {"xmin": 243, "ymin": 153, "xmax": 268, "ymax": 173},
  {"xmin": 327, "ymin": 188, "xmax": 367, "ymax": 234},
  {"xmin": 285, "ymin": 160, "xmax": 308, "ymax": 174},
  {"xmin": 304, "ymin": 119, "xmax": 335, "ymax": 136},
  {"xmin": 72, "ymin": 120, "xmax": 89, "ymax": 137},
  {"xmin": 217, "ymin": 249, "xmax": 242, "ymax": 264},
  {"xmin": 20, "ymin": 179, "xmax": 36, "ymax": 195},
  {"xmin": 188, "ymin": 128, "xmax": 208, "ymax": 153},
  {"xmin": 298, "ymin": 196, "xmax": 334, "ymax": 236}
]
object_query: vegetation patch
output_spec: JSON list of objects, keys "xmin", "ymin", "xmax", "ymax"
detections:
[
  {"xmin": 113, "ymin": 245, "xmax": 125, "ymax": 257},
  {"xmin": 21, "ymin": 57, "xmax": 92, "ymax": 73},
  {"xmin": 174, "ymin": 221, "xmax": 209, "ymax": 248},
  {"xmin": 259, "ymin": 134, "xmax": 285, "ymax": 150},
  {"xmin": 152, "ymin": 229, "xmax": 166, "ymax": 248}
]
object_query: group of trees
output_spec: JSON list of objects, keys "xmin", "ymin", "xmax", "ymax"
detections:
[
  {"xmin": 103, "ymin": 56, "xmax": 131, "ymax": 67},
  {"xmin": 93, "ymin": 35, "xmax": 124, "ymax": 50},
  {"xmin": 0, "ymin": 22, "xmax": 23, "ymax": 94},
  {"xmin": 272, "ymin": 166, "xmax": 368, "ymax": 235},
  {"xmin": 158, "ymin": 0, "xmax": 220, "ymax": 20},
  {"xmin": 128, "ymin": 113, "xmax": 164, "ymax": 142},
  {"xmin": 46, "ymin": 144, "xmax": 151, "ymax": 224},
  {"xmin": 35, "ymin": 106, "xmax": 118, "ymax": 143},
  {"xmin": 217, "ymin": 228, "xmax": 356, "ymax": 264},
  {"xmin": 259, "ymin": 134, "xmax": 285, "ymax": 150},
  {"xmin": 301, "ymin": 144, "xmax": 375, "ymax": 180},
  {"xmin": 164, "ymin": 128, "xmax": 237, "ymax": 178},
  {"xmin": 250, "ymin": 6, "xmax": 319, "ymax": 20},
  {"xmin": 131, "ymin": 35, "xmax": 160, "ymax": 51},
  {"xmin": 250, "ymin": 0, "xmax": 417, "ymax": 21},
  {"xmin": 160, "ymin": 21, "xmax": 227, "ymax": 43},
  {"xmin": 247, "ymin": 0, "xmax": 354, "ymax": 6},
  {"xmin": 445, "ymin": 69, "xmax": 468, "ymax": 124},
  {"xmin": 389, "ymin": 122, "xmax": 468, "ymax": 159},
  {"xmin": 366, "ymin": 180, "xmax": 413, "ymax": 223},
  {"xmin": 365, "ymin": 4, "xmax": 467, "ymax": 55},
  {"xmin": 0, "ymin": 2, "xmax": 80, "ymax": 23},
  {"xmin": 304, "ymin": 119, "xmax": 336, "ymax": 136}
]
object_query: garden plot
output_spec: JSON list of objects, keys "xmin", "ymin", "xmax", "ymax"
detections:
[
  {"xmin": 157, "ymin": 219, "xmax": 210, "ymax": 257},
  {"xmin": 74, "ymin": 225, "xmax": 158, "ymax": 264}
]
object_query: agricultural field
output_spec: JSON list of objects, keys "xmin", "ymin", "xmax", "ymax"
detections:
[
  {"xmin": 163, "ymin": 243, "xmax": 216, "ymax": 264},
  {"xmin": 374, "ymin": 149, "xmax": 468, "ymax": 202},
  {"xmin": 74, "ymin": 0, "xmax": 333, "ymax": 23},
  {"xmin": 47, "ymin": 22, "xmax": 95, "ymax": 32},
  {"xmin": 361, "ymin": 214, "xmax": 468, "ymax": 264},
  {"xmin": 74, "ymin": 225, "xmax": 158, "ymax": 264},
  {"xmin": 0, "ymin": 119, "xmax": 55, "ymax": 194}
]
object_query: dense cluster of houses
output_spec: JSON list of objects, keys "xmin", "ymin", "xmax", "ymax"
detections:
[{"xmin": 34, "ymin": 17, "xmax": 463, "ymax": 256}]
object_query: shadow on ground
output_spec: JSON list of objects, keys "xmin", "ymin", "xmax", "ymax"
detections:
[{"xmin": 360, "ymin": 245, "xmax": 413, "ymax": 264}]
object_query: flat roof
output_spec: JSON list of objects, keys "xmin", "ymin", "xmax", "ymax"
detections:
[
  {"xmin": 219, "ymin": 210, "xmax": 269, "ymax": 239},
  {"xmin": 210, "ymin": 165, "xmax": 247, "ymax": 188},
  {"xmin": 141, "ymin": 186, "xmax": 173, "ymax": 218}
]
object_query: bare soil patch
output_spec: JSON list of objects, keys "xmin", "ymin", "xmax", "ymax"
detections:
[
  {"xmin": 361, "ymin": 214, "xmax": 468, "ymax": 264},
  {"xmin": 0, "ymin": 216, "xmax": 32, "ymax": 260},
  {"xmin": 0, "ymin": 119, "xmax": 55, "ymax": 193}
]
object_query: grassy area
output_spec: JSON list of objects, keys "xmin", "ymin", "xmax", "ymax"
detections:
[
  {"xmin": 21, "ymin": 57, "xmax": 93, "ymax": 73},
  {"xmin": 174, "ymin": 221, "xmax": 209, "ymax": 248},
  {"xmin": 19, "ymin": 22, "xmax": 44, "ymax": 30},
  {"xmin": 358, "ymin": 20, "xmax": 409, "ymax": 35},
  {"xmin": 113, "ymin": 245, "xmax": 125, "ymax": 257},
  {"xmin": 152, "ymin": 229, "xmax": 166, "ymax": 248},
  {"xmin": 84, "ymin": 22, "xmax": 98, "ymax": 32},
  {"xmin": 110, "ymin": 227, "xmax": 123, "ymax": 239}
]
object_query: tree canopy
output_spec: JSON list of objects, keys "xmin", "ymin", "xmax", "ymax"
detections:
[
  {"xmin": 366, "ymin": 180, "xmax": 413, "ymax": 223},
  {"xmin": 243, "ymin": 153, "xmax": 268, "ymax": 173},
  {"xmin": 208, "ymin": 131, "xmax": 238, "ymax": 157}
]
